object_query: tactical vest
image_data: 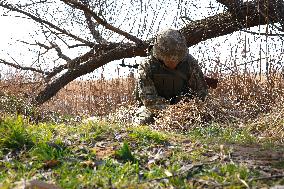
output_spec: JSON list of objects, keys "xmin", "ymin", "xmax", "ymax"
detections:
[{"xmin": 149, "ymin": 55, "xmax": 191, "ymax": 100}]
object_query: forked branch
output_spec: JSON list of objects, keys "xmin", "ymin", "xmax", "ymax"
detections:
[
  {"xmin": 0, "ymin": 1, "xmax": 93, "ymax": 46},
  {"xmin": 60, "ymin": 0, "xmax": 143, "ymax": 44}
]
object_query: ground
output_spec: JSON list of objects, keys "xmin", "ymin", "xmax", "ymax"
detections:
[{"xmin": 0, "ymin": 115, "xmax": 283, "ymax": 188}]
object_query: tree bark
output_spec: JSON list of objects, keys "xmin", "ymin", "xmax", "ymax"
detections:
[
  {"xmin": 34, "ymin": 0, "xmax": 284, "ymax": 104},
  {"xmin": 181, "ymin": 0, "xmax": 283, "ymax": 46}
]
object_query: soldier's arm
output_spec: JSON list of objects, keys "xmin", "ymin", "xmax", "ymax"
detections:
[
  {"xmin": 187, "ymin": 55, "xmax": 208, "ymax": 101},
  {"xmin": 137, "ymin": 59, "xmax": 169, "ymax": 109}
]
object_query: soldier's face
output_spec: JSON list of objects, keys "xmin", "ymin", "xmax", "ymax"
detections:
[{"xmin": 164, "ymin": 60, "xmax": 179, "ymax": 69}]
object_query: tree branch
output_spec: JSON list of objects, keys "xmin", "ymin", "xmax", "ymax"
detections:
[
  {"xmin": 181, "ymin": 0, "xmax": 284, "ymax": 47},
  {"xmin": 60, "ymin": 0, "xmax": 143, "ymax": 44},
  {"xmin": 43, "ymin": 42, "xmax": 124, "ymax": 80},
  {"xmin": 79, "ymin": 0, "xmax": 107, "ymax": 43},
  {"xmin": 35, "ymin": 42, "xmax": 149, "ymax": 104},
  {"xmin": 0, "ymin": 1, "xmax": 93, "ymax": 46},
  {"xmin": 51, "ymin": 43, "xmax": 72, "ymax": 62},
  {"xmin": 216, "ymin": 0, "xmax": 242, "ymax": 10},
  {"xmin": 0, "ymin": 59, "xmax": 45, "ymax": 74}
]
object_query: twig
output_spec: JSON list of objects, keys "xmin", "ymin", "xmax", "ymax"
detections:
[
  {"xmin": 68, "ymin": 44, "xmax": 90, "ymax": 48},
  {"xmin": 0, "ymin": 1, "xmax": 93, "ymax": 46},
  {"xmin": 60, "ymin": 0, "xmax": 143, "ymax": 44},
  {"xmin": 51, "ymin": 43, "xmax": 71, "ymax": 61},
  {"xmin": 0, "ymin": 59, "xmax": 45, "ymax": 74},
  {"xmin": 79, "ymin": 0, "xmax": 107, "ymax": 44},
  {"xmin": 17, "ymin": 0, "xmax": 49, "ymax": 8}
]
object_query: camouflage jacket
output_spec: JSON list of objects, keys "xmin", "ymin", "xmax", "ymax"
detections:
[{"xmin": 136, "ymin": 53, "xmax": 208, "ymax": 109}]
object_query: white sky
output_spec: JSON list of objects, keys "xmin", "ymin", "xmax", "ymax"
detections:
[{"xmin": 0, "ymin": 0, "xmax": 283, "ymax": 80}]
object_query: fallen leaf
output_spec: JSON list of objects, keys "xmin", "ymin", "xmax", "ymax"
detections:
[
  {"xmin": 43, "ymin": 160, "xmax": 60, "ymax": 169},
  {"xmin": 81, "ymin": 160, "xmax": 96, "ymax": 168},
  {"xmin": 164, "ymin": 169, "xmax": 173, "ymax": 177},
  {"xmin": 92, "ymin": 146, "xmax": 115, "ymax": 159}
]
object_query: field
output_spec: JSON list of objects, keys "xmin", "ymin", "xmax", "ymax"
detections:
[{"xmin": 0, "ymin": 71, "xmax": 284, "ymax": 188}]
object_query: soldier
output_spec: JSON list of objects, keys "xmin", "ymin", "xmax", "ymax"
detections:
[{"xmin": 133, "ymin": 29, "xmax": 208, "ymax": 125}]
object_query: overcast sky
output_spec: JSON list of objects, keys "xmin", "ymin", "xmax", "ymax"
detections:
[{"xmin": 0, "ymin": 0, "xmax": 283, "ymax": 80}]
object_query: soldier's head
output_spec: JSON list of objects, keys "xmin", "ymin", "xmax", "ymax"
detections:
[{"xmin": 152, "ymin": 29, "xmax": 188, "ymax": 69}]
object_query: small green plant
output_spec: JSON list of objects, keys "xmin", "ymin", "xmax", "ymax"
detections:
[
  {"xmin": 115, "ymin": 142, "xmax": 136, "ymax": 163},
  {"xmin": 128, "ymin": 126, "xmax": 168, "ymax": 144},
  {"xmin": 0, "ymin": 116, "xmax": 34, "ymax": 151},
  {"xmin": 30, "ymin": 140, "xmax": 68, "ymax": 161}
]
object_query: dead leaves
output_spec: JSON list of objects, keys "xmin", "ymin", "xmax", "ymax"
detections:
[
  {"xmin": 43, "ymin": 159, "xmax": 60, "ymax": 169},
  {"xmin": 92, "ymin": 146, "xmax": 116, "ymax": 160}
]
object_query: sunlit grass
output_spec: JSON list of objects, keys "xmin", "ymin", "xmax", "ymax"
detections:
[
  {"xmin": 0, "ymin": 114, "xmax": 283, "ymax": 188},
  {"xmin": 187, "ymin": 123, "xmax": 257, "ymax": 144},
  {"xmin": 0, "ymin": 116, "xmax": 34, "ymax": 151},
  {"xmin": 128, "ymin": 126, "xmax": 168, "ymax": 145}
]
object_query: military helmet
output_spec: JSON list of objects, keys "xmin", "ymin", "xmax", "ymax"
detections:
[{"xmin": 152, "ymin": 29, "xmax": 188, "ymax": 64}]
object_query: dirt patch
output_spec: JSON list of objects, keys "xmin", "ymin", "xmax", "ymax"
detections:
[{"xmin": 229, "ymin": 144, "xmax": 284, "ymax": 175}]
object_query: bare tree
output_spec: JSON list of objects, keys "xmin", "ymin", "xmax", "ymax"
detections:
[{"xmin": 0, "ymin": 0, "xmax": 283, "ymax": 105}]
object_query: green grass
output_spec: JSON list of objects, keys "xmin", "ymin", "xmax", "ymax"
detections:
[
  {"xmin": 0, "ymin": 116, "xmax": 34, "ymax": 151},
  {"xmin": 188, "ymin": 123, "xmax": 257, "ymax": 144},
  {"xmin": 115, "ymin": 142, "xmax": 136, "ymax": 163},
  {"xmin": 128, "ymin": 126, "xmax": 168, "ymax": 145},
  {"xmin": 0, "ymin": 116, "xmax": 283, "ymax": 188},
  {"xmin": 196, "ymin": 163, "xmax": 259, "ymax": 187}
]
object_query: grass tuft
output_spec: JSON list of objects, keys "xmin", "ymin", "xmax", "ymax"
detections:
[
  {"xmin": 115, "ymin": 142, "xmax": 136, "ymax": 163},
  {"xmin": 128, "ymin": 126, "xmax": 168, "ymax": 145},
  {"xmin": 0, "ymin": 116, "xmax": 34, "ymax": 151},
  {"xmin": 188, "ymin": 123, "xmax": 257, "ymax": 144}
]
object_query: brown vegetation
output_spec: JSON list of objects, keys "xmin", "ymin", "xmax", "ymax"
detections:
[{"xmin": 1, "ymin": 69, "xmax": 283, "ymax": 120}]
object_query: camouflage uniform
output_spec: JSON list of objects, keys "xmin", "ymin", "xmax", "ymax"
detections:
[{"xmin": 133, "ymin": 29, "xmax": 208, "ymax": 125}]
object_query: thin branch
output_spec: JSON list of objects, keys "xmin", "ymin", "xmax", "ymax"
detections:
[
  {"xmin": 51, "ymin": 43, "xmax": 72, "ymax": 61},
  {"xmin": 83, "ymin": 12, "xmax": 107, "ymax": 43},
  {"xmin": 16, "ymin": 0, "xmax": 49, "ymax": 8},
  {"xmin": 0, "ymin": 59, "xmax": 45, "ymax": 74},
  {"xmin": 79, "ymin": 0, "xmax": 107, "ymax": 43},
  {"xmin": 44, "ymin": 48, "xmax": 94, "ymax": 80},
  {"xmin": 60, "ymin": 0, "xmax": 143, "ymax": 44},
  {"xmin": 0, "ymin": 1, "xmax": 93, "ymax": 46},
  {"xmin": 44, "ymin": 64, "xmax": 68, "ymax": 81},
  {"xmin": 43, "ymin": 42, "xmax": 123, "ymax": 80},
  {"xmin": 68, "ymin": 44, "xmax": 90, "ymax": 48},
  {"xmin": 17, "ymin": 40, "xmax": 72, "ymax": 61}
]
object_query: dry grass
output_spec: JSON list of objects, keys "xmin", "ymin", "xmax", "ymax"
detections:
[
  {"xmin": 43, "ymin": 75, "xmax": 136, "ymax": 116},
  {"xmin": 154, "ymin": 73, "xmax": 284, "ymax": 127},
  {"xmin": 1, "ymin": 69, "xmax": 284, "ymax": 142}
]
